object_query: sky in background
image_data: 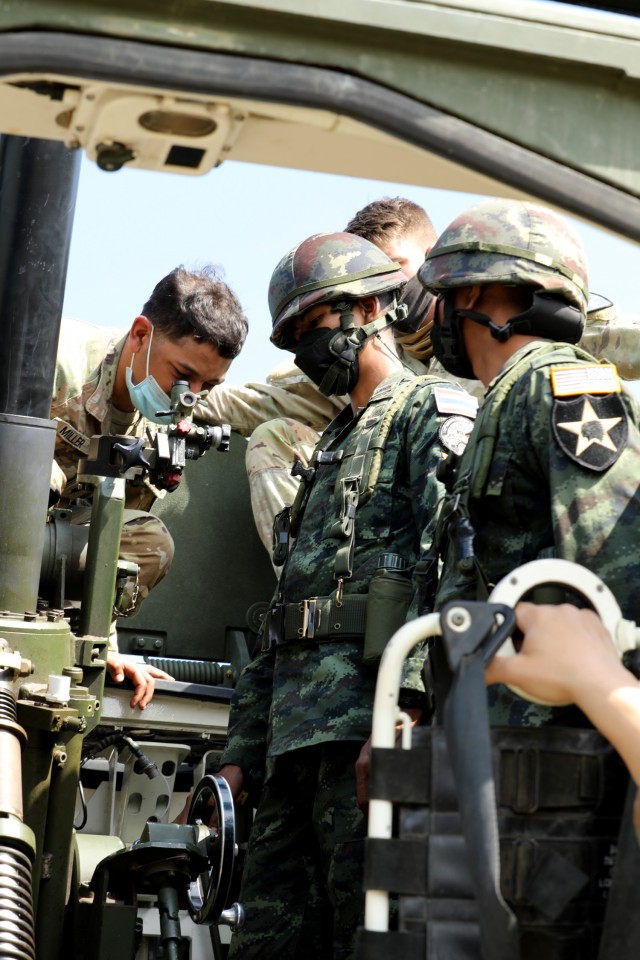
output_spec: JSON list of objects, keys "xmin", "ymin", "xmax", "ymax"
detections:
[{"xmin": 62, "ymin": 156, "xmax": 639, "ymax": 386}]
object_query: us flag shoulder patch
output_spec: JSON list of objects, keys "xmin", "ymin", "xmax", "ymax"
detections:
[
  {"xmin": 552, "ymin": 394, "xmax": 628, "ymax": 471},
  {"xmin": 550, "ymin": 363, "xmax": 621, "ymax": 398}
]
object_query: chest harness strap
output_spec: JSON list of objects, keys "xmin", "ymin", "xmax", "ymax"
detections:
[
  {"xmin": 265, "ymin": 373, "xmax": 438, "ymax": 648},
  {"xmin": 436, "ymin": 343, "xmax": 598, "ymax": 599}
]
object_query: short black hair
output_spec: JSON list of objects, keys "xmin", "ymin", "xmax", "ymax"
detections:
[{"xmin": 142, "ymin": 265, "xmax": 248, "ymax": 359}]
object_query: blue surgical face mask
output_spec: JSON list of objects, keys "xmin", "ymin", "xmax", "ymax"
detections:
[{"xmin": 125, "ymin": 325, "xmax": 173, "ymax": 424}]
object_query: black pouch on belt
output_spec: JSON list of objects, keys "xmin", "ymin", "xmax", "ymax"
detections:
[{"xmin": 363, "ymin": 563, "xmax": 413, "ymax": 666}]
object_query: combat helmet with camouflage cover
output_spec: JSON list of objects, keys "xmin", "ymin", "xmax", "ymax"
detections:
[
  {"xmin": 268, "ymin": 232, "xmax": 407, "ymax": 395},
  {"xmin": 269, "ymin": 232, "xmax": 407, "ymax": 347},
  {"xmin": 419, "ymin": 199, "xmax": 588, "ymax": 310},
  {"xmin": 418, "ymin": 199, "xmax": 589, "ymax": 378}
]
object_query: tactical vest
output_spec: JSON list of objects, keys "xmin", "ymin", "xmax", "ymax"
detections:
[
  {"xmin": 436, "ymin": 342, "xmax": 600, "ymax": 599},
  {"xmin": 361, "ymin": 724, "xmax": 630, "ymax": 960},
  {"xmin": 263, "ymin": 372, "xmax": 443, "ymax": 653}
]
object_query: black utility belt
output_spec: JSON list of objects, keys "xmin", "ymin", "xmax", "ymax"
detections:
[{"xmin": 262, "ymin": 595, "xmax": 367, "ymax": 651}]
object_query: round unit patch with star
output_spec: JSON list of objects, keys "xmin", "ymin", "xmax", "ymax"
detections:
[
  {"xmin": 438, "ymin": 415, "xmax": 474, "ymax": 456},
  {"xmin": 551, "ymin": 394, "xmax": 628, "ymax": 471}
]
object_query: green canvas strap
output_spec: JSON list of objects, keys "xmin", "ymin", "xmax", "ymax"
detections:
[
  {"xmin": 470, "ymin": 341, "xmax": 599, "ymax": 498},
  {"xmin": 445, "ymin": 343, "xmax": 585, "ymax": 596},
  {"xmin": 287, "ymin": 404, "xmax": 353, "ymax": 541},
  {"xmin": 330, "ymin": 373, "xmax": 436, "ymax": 583}
]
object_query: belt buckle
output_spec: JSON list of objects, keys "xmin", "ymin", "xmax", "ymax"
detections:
[{"xmin": 299, "ymin": 597, "xmax": 320, "ymax": 639}]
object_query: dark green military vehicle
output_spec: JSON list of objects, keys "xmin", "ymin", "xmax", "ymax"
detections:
[{"xmin": 0, "ymin": 2, "xmax": 638, "ymax": 958}]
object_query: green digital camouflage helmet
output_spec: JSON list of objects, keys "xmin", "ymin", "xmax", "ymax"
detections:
[
  {"xmin": 269, "ymin": 231, "xmax": 407, "ymax": 349},
  {"xmin": 419, "ymin": 198, "xmax": 589, "ymax": 312}
]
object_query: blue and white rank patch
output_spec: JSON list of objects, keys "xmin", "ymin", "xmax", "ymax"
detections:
[
  {"xmin": 552, "ymin": 393, "xmax": 628, "ymax": 471},
  {"xmin": 550, "ymin": 363, "xmax": 621, "ymax": 398},
  {"xmin": 433, "ymin": 387, "xmax": 478, "ymax": 419}
]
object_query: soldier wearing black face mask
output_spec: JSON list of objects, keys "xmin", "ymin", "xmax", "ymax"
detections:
[
  {"xmin": 242, "ymin": 229, "xmax": 454, "ymax": 566},
  {"xmin": 411, "ymin": 197, "xmax": 640, "ymax": 960},
  {"xmin": 212, "ymin": 198, "xmax": 470, "ymax": 566},
  {"xmin": 216, "ymin": 230, "xmax": 477, "ymax": 960}
]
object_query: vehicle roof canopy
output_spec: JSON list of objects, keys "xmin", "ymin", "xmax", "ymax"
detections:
[{"xmin": 0, "ymin": 0, "xmax": 638, "ymax": 240}]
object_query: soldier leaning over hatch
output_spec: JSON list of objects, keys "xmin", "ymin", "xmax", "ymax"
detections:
[
  {"xmin": 52, "ymin": 265, "xmax": 247, "ymax": 707},
  {"xmin": 419, "ymin": 198, "xmax": 640, "ymax": 957},
  {"xmin": 215, "ymin": 231, "xmax": 476, "ymax": 960}
]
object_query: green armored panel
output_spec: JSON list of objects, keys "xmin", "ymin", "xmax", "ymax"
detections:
[
  {"xmin": 0, "ymin": 2, "xmax": 639, "ymax": 238},
  {"xmin": 116, "ymin": 430, "xmax": 275, "ymax": 663}
]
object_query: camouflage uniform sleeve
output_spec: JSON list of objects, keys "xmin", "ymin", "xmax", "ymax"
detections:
[
  {"xmin": 194, "ymin": 360, "xmax": 345, "ymax": 437},
  {"xmin": 579, "ymin": 313, "xmax": 640, "ymax": 380},
  {"xmin": 399, "ymin": 382, "xmax": 451, "ymax": 700},
  {"xmin": 219, "ymin": 647, "xmax": 274, "ymax": 797},
  {"xmin": 546, "ymin": 382, "xmax": 640, "ymax": 619}
]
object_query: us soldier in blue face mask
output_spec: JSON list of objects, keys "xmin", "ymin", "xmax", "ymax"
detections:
[{"xmin": 50, "ymin": 265, "xmax": 248, "ymax": 707}]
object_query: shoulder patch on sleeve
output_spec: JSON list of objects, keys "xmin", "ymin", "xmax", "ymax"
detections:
[
  {"xmin": 438, "ymin": 415, "xmax": 475, "ymax": 456},
  {"xmin": 551, "ymin": 394, "xmax": 628, "ymax": 471},
  {"xmin": 550, "ymin": 363, "xmax": 621, "ymax": 398},
  {"xmin": 54, "ymin": 418, "xmax": 91, "ymax": 456},
  {"xmin": 433, "ymin": 386, "xmax": 478, "ymax": 419}
]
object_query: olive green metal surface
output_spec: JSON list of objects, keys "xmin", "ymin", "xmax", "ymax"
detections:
[{"xmin": 0, "ymin": 1, "xmax": 637, "ymax": 237}]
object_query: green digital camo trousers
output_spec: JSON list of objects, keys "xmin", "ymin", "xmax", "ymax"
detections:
[{"xmin": 228, "ymin": 741, "xmax": 366, "ymax": 960}]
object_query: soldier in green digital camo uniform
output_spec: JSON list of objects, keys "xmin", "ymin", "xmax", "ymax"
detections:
[
  {"xmin": 419, "ymin": 198, "xmax": 640, "ymax": 957},
  {"xmin": 196, "ymin": 197, "xmax": 441, "ymax": 564},
  {"xmin": 52, "ymin": 266, "xmax": 247, "ymax": 707},
  {"xmin": 217, "ymin": 232, "xmax": 477, "ymax": 959}
]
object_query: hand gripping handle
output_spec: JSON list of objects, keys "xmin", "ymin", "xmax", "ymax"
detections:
[{"xmin": 488, "ymin": 558, "xmax": 639, "ymax": 703}]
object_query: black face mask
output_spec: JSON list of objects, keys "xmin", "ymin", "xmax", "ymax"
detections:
[
  {"xmin": 294, "ymin": 327, "xmax": 360, "ymax": 396},
  {"xmin": 430, "ymin": 293, "xmax": 477, "ymax": 380},
  {"xmin": 395, "ymin": 274, "xmax": 435, "ymax": 334}
]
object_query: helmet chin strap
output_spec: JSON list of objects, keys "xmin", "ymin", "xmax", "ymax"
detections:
[
  {"xmin": 454, "ymin": 291, "xmax": 585, "ymax": 345},
  {"xmin": 453, "ymin": 308, "xmax": 515, "ymax": 343},
  {"xmin": 318, "ymin": 297, "xmax": 405, "ymax": 395},
  {"xmin": 336, "ymin": 297, "xmax": 402, "ymax": 340}
]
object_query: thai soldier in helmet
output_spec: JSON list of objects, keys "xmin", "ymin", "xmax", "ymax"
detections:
[
  {"xmin": 216, "ymin": 231, "xmax": 476, "ymax": 959},
  {"xmin": 419, "ymin": 198, "xmax": 640, "ymax": 957},
  {"xmin": 196, "ymin": 198, "xmax": 448, "ymax": 565}
]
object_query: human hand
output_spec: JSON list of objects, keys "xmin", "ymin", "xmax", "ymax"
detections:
[
  {"xmin": 485, "ymin": 602, "xmax": 623, "ymax": 706},
  {"xmin": 50, "ymin": 460, "xmax": 67, "ymax": 506},
  {"xmin": 355, "ymin": 737, "xmax": 372, "ymax": 814},
  {"xmin": 217, "ymin": 764, "xmax": 245, "ymax": 800},
  {"xmin": 106, "ymin": 651, "xmax": 174, "ymax": 710},
  {"xmin": 173, "ymin": 765, "xmax": 245, "ymax": 826}
]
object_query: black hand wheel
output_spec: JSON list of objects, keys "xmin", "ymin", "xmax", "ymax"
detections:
[{"xmin": 186, "ymin": 774, "xmax": 236, "ymax": 925}]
